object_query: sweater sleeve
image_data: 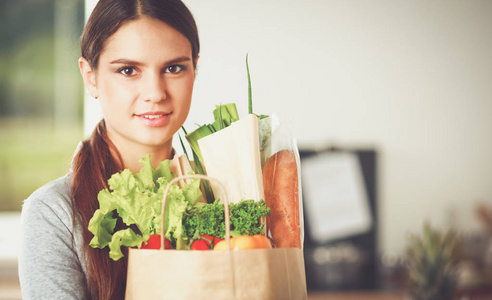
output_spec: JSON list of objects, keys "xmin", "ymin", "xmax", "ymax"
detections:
[{"xmin": 18, "ymin": 179, "xmax": 87, "ymax": 300}]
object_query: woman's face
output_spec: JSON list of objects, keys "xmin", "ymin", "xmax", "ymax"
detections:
[{"xmin": 82, "ymin": 16, "xmax": 196, "ymax": 155}]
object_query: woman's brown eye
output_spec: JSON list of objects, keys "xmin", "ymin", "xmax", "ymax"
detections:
[
  {"xmin": 166, "ymin": 65, "xmax": 183, "ymax": 73},
  {"xmin": 120, "ymin": 67, "xmax": 135, "ymax": 76}
]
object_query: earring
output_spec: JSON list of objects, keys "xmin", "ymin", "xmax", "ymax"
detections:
[{"xmin": 94, "ymin": 95, "xmax": 99, "ymax": 100}]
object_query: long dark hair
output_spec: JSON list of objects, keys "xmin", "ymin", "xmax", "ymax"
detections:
[{"xmin": 72, "ymin": 0, "xmax": 199, "ymax": 299}]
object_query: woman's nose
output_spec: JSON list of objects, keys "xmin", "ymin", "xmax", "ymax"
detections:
[{"xmin": 142, "ymin": 73, "xmax": 167, "ymax": 103}]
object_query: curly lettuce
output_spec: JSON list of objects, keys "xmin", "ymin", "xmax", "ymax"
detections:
[{"xmin": 88, "ymin": 154, "xmax": 202, "ymax": 260}]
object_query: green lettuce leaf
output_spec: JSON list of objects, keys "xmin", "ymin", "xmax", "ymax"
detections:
[
  {"xmin": 108, "ymin": 227, "xmax": 147, "ymax": 261},
  {"xmin": 88, "ymin": 155, "xmax": 203, "ymax": 260},
  {"xmin": 88, "ymin": 209, "xmax": 117, "ymax": 248},
  {"xmin": 134, "ymin": 154, "xmax": 155, "ymax": 190},
  {"xmin": 163, "ymin": 178, "xmax": 203, "ymax": 249}
]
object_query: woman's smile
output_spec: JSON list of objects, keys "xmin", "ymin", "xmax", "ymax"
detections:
[{"xmin": 134, "ymin": 111, "xmax": 172, "ymax": 127}]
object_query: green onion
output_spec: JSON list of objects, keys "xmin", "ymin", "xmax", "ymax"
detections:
[
  {"xmin": 178, "ymin": 130, "xmax": 189, "ymax": 161},
  {"xmin": 247, "ymin": 54, "xmax": 253, "ymax": 114}
]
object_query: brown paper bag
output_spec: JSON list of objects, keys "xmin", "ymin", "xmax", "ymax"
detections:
[{"xmin": 125, "ymin": 175, "xmax": 307, "ymax": 300}]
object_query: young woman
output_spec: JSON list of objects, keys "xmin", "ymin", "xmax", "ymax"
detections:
[{"xmin": 18, "ymin": 0, "xmax": 199, "ymax": 299}]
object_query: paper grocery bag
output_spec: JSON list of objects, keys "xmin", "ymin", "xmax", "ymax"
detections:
[
  {"xmin": 124, "ymin": 174, "xmax": 307, "ymax": 299},
  {"xmin": 125, "ymin": 247, "xmax": 307, "ymax": 299}
]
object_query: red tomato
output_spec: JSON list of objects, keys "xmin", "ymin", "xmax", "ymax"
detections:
[
  {"xmin": 141, "ymin": 234, "xmax": 173, "ymax": 249},
  {"xmin": 190, "ymin": 235, "xmax": 224, "ymax": 250},
  {"xmin": 200, "ymin": 235, "xmax": 214, "ymax": 246},
  {"xmin": 191, "ymin": 239, "xmax": 210, "ymax": 250}
]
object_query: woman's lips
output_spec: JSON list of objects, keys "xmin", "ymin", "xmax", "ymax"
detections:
[{"xmin": 135, "ymin": 112, "xmax": 171, "ymax": 127}]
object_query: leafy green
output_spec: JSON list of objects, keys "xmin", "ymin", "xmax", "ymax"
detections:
[
  {"xmin": 87, "ymin": 210, "xmax": 117, "ymax": 248},
  {"xmin": 212, "ymin": 103, "xmax": 240, "ymax": 130},
  {"xmin": 88, "ymin": 154, "xmax": 203, "ymax": 260},
  {"xmin": 88, "ymin": 153, "xmax": 272, "ymax": 258},
  {"xmin": 192, "ymin": 199, "xmax": 226, "ymax": 238},
  {"xmin": 182, "ymin": 199, "xmax": 270, "ymax": 239},
  {"xmin": 108, "ymin": 228, "xmax": 146, "ymax": 260},
  {"xmin": 230, "ymin": 200, "xmax": 270, "ymax": 236}
]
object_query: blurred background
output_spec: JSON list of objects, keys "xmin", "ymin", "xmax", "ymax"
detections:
[
  {"xmin": 0, "ymin": 0, "xmax": 85, "ymax": 298},
  {"xmin": 1, "ymin": 0, "xmax": 492, "ymax": 299}
]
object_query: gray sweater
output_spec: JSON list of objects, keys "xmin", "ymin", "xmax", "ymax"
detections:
[{"xmin": 18, "ymin": 173, "xmax": 88, "ymax": 299}]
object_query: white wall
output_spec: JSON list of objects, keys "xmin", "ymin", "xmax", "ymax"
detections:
[
  {"xmin": 182, "ymin": 0, "xmax": 492, "ymax": 255},
  {"xmin": 84, "ymin": 0, "xmax": 492, "ymax": 255}
]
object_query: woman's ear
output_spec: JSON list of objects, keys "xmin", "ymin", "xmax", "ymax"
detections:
[
  {"xmin": 193, "ymin": 56, "xmax": 200, "ymax": 78},
  {"xmin": 78, "ymin": 57, "xmax": 99, "ymax": 99}
]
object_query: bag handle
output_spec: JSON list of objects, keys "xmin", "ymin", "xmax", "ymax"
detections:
[{"xmin": 160, "ymin": 174, "xmax": 231, "ymax": 251}]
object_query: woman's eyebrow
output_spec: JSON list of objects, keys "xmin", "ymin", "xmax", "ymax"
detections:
[
  {"xmin": 110, "ymin": 58, "xmax": 143, "ymax": 66},
  {"xmin": 109, "ymin": 56, "xmax": 191, "ymax": 66},
  {"xmin": 166, "ymin": 56, "xmax": 192, "ymax": 65}
]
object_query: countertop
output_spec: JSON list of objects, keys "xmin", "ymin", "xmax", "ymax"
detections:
[{"xmin": 308, "ymin": 291, "xmax": 407, "ymax": 300}]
